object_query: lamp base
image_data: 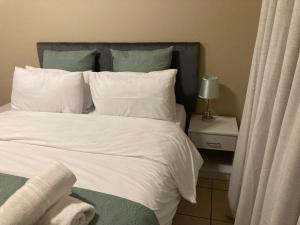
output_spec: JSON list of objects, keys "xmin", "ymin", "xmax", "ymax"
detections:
[{"xmin": 202, "ymin": 111, "xmax": 215, "ymax": 120}]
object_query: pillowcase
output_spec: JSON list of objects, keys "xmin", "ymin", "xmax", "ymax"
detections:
[
  {"xmin": 26, "ymin": 66, "xmax": 93, "ymax": 113},
  {"xmin": 42, "ymin": 49, "xmax": 97, "ymax": 72},
  {"xmin": 88, "ymin": 69, "xmax": 177, "ymax": 121},
  {"xmin": 111, "ymin": 46, "xmax": 173, "ymax": 72},
  {"xmin": 11, "ymin": 67, "xmax": 84, "ymax": 113}
]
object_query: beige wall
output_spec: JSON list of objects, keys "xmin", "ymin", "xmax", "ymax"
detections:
[{"xmin": 0, "ymin": 0, "xmax": 261, "ymax": 122}]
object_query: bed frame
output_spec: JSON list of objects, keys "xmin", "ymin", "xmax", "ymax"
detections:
[{"xmin": 37, "ymin": 42, "xmax": 200, "ymax": 131}]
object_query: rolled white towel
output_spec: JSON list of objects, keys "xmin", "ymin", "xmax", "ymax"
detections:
[
  {"xmin": 37, "ymin": 196, "xmax": 95, "ymax": 225},
  {"xmin": 0, "ymin": 162, "xmax": 76, "ymax": 225}
]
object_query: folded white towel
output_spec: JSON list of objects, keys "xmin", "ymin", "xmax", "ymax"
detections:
[
  {"xmin": 36, "ymin": 196, "xmax": 95, "ymax": 225},
  {"xmin": 0, "ymin": 162, "xmax": 76, "ymax": 225}
]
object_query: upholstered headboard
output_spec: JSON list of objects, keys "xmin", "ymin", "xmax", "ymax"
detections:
[{"xmin": 37, "ymin": 42, "xmax": 200, "ymax": 131}]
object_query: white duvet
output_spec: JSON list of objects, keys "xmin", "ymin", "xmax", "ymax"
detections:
[{"xmin": 0, "ymin": 111, "xmax": 202, "ymax": 225}]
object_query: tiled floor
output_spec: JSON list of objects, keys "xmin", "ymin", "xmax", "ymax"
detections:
[{"xmin": 173, "ymin": 176, "xmax": 234, "ymax": 225}]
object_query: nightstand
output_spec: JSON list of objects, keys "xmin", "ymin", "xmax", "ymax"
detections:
[
  {"xmin": 189, "ymin": 114, "xmax": 238, "ymax": 176},
  {"xmin": 189, "ymin": 115, "xmax": 238, "ymax": 151}
]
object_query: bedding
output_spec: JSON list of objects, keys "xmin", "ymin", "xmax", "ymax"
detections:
[
  {"xmin": 0, "ymin": 163, "xmax": 78, "ymax": 225},
  {"xmin": 0, "ymin": 103, "xmax": 187, "ymax": 129},
  {"xmin": 175, "ymin": 104, "xmax": 186, "ymax": 130},
  {"xmin": 89, "ymin": 103, "xmax": 186, "ymax": 129},
  {"xmin": 111, "ymin": 47, "xmax": 173, "ymax": 72},
  {"xmin": 25, "ymin": 66, "xmax": 93, "ymax": 113},
  {"xmin": 43, "ymin": 49, "xmax": 97, "ymax": 72},
  {"xmin": 11, "ymin": 67, "xmax": 85, "ymax": 113},
  {"xmin": 0, "ymin": 110, "xmax": 202, "ymax": 225},
  {"xmin": 36, "ymin": 42, "xmax": 200, "ymax": 122},
  {"xmin": 0, "ymin": 174, "xmax": 159, "ymax": 225},
  {"xmin": 88, "ymin": 70, "xmax": 177, "ymax": 121}
]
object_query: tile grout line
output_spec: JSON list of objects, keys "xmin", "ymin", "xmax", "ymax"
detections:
[
  {"xmin": 212, "ymin": 218, "xmax": 235, "ymax": 224},
  {"xmin": 211, "ymin": 180, "xmax": 234, "ymax": 224},
  {"xmin": 176, "ymin": 212, "xmax": 210, "ymax": 220},
  {"xmin": 181, "ymin": 178, "xmax": 231, "ymax": 224},
  {"xmin": 213, "ymin": 188, "xmax": 229, "ymax": 191},
  {"xmin": 210, "ymin": 181, "xmax": 213, "ymax": 225}
]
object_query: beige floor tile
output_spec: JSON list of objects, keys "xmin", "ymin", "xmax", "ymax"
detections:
[
  {"xmin": 177, "ymin": 187, "xmax": 211, "ymax": 219},
  {"xmin": 173, "ymin": 214, "xmax": 210, "ymax": 225},
  {"xmin": 211, "ymin": 220, "xmax": 234, "ymax": 225},
  {"xmin": 211, "ymin": 190, "xmax": 233, "ymax": 222},
  {"xmin": 212, "ymin": 180, "xmax": 229, "ymax": 190},
  {"xmin": 197, "ymin": 177, "xmax": 212, "ymax": 188}
]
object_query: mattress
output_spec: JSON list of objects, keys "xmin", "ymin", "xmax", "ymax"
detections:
[
  {"xmin": 0, "ymin": 110, "xmax": 202, "ymax": 225},
  {"xmin": 0, "ymin": 103, "xmax": 187, "ymax": 130}
]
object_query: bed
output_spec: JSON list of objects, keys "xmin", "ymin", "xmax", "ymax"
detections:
[{"xmin": 0, "ymin": 42, "xmax": 202, "ymax": 225}]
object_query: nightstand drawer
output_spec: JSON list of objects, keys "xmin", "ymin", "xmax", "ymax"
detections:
[{"xmin": 189, "ymin": 132, "xmax": 237, "ymax": 151}]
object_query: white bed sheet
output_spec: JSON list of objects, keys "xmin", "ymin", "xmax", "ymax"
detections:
[
  {"xmin": 0, "ymin": 103, "xmax": 187, "ymax": 130},
  {"xmin": 0, "ymin": 111, "xmax": 202, "ymax": 225},
  {"xmin": 88, "ymin": 104, "xmax": 187, "ymax": 130},
  {"xmin": 174, "ymin": 104, "xmax": 186, "ymax": 130}
]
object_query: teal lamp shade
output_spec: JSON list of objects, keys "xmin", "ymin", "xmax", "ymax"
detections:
[{"xmin": 198, "ymin": 76, "xmax": 219, "ymax": 99}]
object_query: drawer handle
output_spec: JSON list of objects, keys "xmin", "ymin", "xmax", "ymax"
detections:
[{"xmin": 207, "ymin": 142, "xmax": 222, "ymax": 148}]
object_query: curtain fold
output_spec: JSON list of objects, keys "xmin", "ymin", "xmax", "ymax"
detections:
[{"xmin": 228, "ymin": 0, "xmax": 300, "ymax": 225}]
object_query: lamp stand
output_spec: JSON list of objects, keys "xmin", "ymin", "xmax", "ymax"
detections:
[{"xmin": 202, "ymin": 99, "xmax": 214, "ymax": 120}]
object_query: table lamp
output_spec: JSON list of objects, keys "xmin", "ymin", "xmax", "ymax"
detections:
[{"xmin": 198, "ymin": 76, "xmax": 219, "ymax": 120}]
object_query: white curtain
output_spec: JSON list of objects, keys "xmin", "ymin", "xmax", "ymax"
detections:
[{"xmin": 228, "ymin": 0, "xmax": 300, "ymax": 224}]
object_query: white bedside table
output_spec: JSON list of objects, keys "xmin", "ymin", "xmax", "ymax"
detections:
[
  {"xmin": 188, "ymin": 115, "xmax": 238, "ymax": 152},
  {"xmin": 189, "ymin": 115, "xmax": 239, "ymax": 176},
  {"xmin": 189, "ymin": 115, "xmax": 238, "ymax": 177}
]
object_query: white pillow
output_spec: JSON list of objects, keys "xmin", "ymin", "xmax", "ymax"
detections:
[
  {"xmin": 25, "ymin": 66, "xmax": 93, "ymax": 113},
  {"xmin": 11, "ymin": 67, "xmax": 84, "ymax": 113},
  {"xmin": 88, "ymin": 69, "xmax": 177, "ymax": 121}
]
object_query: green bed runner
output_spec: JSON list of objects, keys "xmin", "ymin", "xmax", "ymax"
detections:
[{"xmin": 0, "ymin": 173, "xmax": 160, "ymax": 225}]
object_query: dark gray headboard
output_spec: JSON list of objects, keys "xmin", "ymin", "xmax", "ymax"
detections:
[{"xmin": 37, "ymin": 42, "xmax": 200, "ymax": 131}]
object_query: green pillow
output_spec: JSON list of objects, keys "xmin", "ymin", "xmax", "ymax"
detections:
[
  {"xmin": 43, "ymin": 49, "xmax": 97, "ymax": 71},
  {"xmin": 111, "ymin": 46, "xmax": 173, "ymax": 72}
]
